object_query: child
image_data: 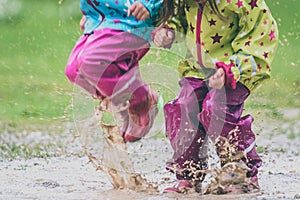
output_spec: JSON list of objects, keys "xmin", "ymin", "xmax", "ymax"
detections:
[
  {"xmin": 154, "ymin": 0, "xmax": 279, "ymax": 193},
  {"xmin": 65, "ymin": 0, "xmax": 167, "ymax": 142}
]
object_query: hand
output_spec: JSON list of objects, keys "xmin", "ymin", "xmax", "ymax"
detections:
[
  {"xmin": 208, "ymin": 68, "xmax": 225, "ymax": 89},
  {"xmin": 80, "ymin": 15, "xmax": 87, "ymax": 31},
  {"xmin": 128, "ymin": 2, "xmax": 150, "ymax": 21},
  {"xmin": 153, "ymin": 28, "xmax": 175, "ymax": 48}
]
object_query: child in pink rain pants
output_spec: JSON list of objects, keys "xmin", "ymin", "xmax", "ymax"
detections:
[
  {"xmin": 154, "ymin": 0, "xmax": 279, "ymax": 193},
  {"xmin": 65, "ymin": 0, "xmax": 168, "ymax": 142}
]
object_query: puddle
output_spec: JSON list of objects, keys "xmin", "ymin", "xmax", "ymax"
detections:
[{"xmin": 1, "ymin": 108, "xmax": 300, "ymax": 199}]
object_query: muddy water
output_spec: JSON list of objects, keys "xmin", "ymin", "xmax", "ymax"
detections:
[
  {"xmin": 0, "ymin": 108, "xmax": 300, "ymax": 199},
  {"xmin": 84, "ymin": 100, "xmax": 256, "ymax": 195},
  {"xmin": 77, "ymin": 102, "xmax": 300, "ymax": 198},
  {"xmin": 82, "ymin": 99, "xmax": 158, "ymax": 192},
  {"xmin": 95, "ymin": 123, "xmax": 157, "ymax": 192}
]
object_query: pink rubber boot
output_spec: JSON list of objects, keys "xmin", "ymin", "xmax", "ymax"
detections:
[
  {"xmin": 163, "ymin": 180, "xmax": 193, "ymax": 193},
  {"xmin": 123, "ymin": 90, "xmax": 158, "ymax": 142}
]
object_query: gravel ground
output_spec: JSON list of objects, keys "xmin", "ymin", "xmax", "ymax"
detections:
[{"xmin": 1, "ymin": 108, "xmax": 300, "ymax": 200}]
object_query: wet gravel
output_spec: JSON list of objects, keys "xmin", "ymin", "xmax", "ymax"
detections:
[{"xmin": 0, "ymin": 108, "xmax": 300, "ymax": 199}]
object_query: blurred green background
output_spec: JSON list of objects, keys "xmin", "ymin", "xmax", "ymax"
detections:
[{"xmin": 0, "ymin": 0, "xmax": 299, "ymax": 124}]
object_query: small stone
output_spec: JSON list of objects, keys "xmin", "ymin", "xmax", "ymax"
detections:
[{"xmin": 294, "ymin": 194, "xmax": 300, "ymax": 199}]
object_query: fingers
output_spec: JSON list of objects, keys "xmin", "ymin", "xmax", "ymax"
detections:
[
  {"xmin": 208, "ymin": 68, "xmax": 225, "ymax": 89},
  {"xmin": 213, "ymin": 68, "xmax": 225, "ymax": 79},
  {"xmin": 167, "ymin": 30, "xmax": 175, "ymax": 39},
  {"xmin": 153, "ymin": 28, "xmax": 174, "ymax": 47},
  {"xmin": 128, "ymin": 2, "xmax": 150, "ymax": 20},
  {"xmin": 136, "ymin": 12, "xmax": 150, "ymax": 21},
  {"xmin": 154, "ymin": 29, "xmax": 167, "ymax": 47}
]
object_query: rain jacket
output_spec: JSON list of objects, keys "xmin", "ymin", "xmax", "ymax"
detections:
[
  {"xmin": 170, "ymin": 0, "xmax": 279, "ymax": 91},
  {"xmin": 80, "ymin": 0, "xmax": 162, "ymax": 41}
]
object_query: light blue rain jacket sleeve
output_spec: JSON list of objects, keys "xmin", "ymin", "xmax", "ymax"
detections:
[{"xmin": 80, "ymin": 0, "xmax": 163, "ymax": 41}]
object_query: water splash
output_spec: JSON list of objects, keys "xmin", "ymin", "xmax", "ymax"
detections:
[{"xmin": 83, "ymin": 98, "xmax": 158, "ymax": 192}]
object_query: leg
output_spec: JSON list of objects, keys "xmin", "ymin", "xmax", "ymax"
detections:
[
  {"xmin": 164, "ymin": 77, "xmax": 209, "ymax": 184},
  {"xmin": 76, "ymin": 29, "xmax": 150, "ymax": 99},
  {"xmin": 73, "ymin": 29, "xmax": 157, "ymax": 142},
  {"xmin": 65, "ymin": 34, "xmax": 104, "ymax": 99},
  {"xmin": 199, "ymin": 82, "xmax": 262, "ymax": 178}
]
